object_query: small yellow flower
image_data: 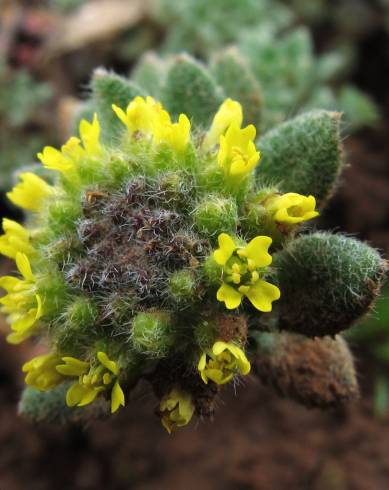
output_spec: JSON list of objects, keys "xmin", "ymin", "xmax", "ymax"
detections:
[
  {"xmin": 0, "ymin": 253, "xmax": 42, "ymax": 344},
  {"xmin": 159, "ymin": 388, "xmax": 195, "ymax": 433},
  {"xmin": 198, "ymin": 341, "xmax": 250, "ymax": 385},
  {"xmin": 264, "ymin": 192, "xmax": 319, "ymax": 224},
  {"xmin": 203, "ymin": 98, "xmax": 243, "ymax": 149},
  {"xmin": 153, "ymin": 113, "xmax": 191, "ymax": 153},
  {"xmin": 218, "ymin": 123, "xmax": 260, "ymax": 183},
  {"xmin": 38, "ymin": 114, "xmax": 102, "ymax": 174},
  {"xmin": 23, "ymin": 352, "xmax": 64, "ymax": 391},
  {"xmin": 112, "ymin": 96, "xmax": 162, "ymax": 135},
  {"xmin": 112, "ymin": 96, "xmax": 191, "ymax": 152},
  {"xmin": 7, "ymin": 173, "xmax": 54, "ymax": 212},
  {"xmin": 0, "ymin": 218, "xmax": 35, "ymax": 260},
  {"xmin": 56, "ymin": 351, "xmax": 125, "ymax": 413},
  {"xmin": 213, "ymin": 233, "xmax": 280, "ymax": 311}
]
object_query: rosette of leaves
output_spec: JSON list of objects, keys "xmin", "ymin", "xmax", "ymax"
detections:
[{"xmin": 0, "ymin": 89, "xmax": 386, "ymax": 433}]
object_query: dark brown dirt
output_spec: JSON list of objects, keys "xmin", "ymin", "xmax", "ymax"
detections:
[{"xmin": 0, "ymin": 327, "xmax": 388, "ymax": 490}]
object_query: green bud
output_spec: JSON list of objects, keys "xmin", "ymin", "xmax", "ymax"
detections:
[
  {"xmin": 257, "ymin": 110, "xmax": 343, "ymax": 207},
  {"xmin": 132, "ymin": 311, "xmax": 175, "ymax": 358},
  {"xmin": 64, "ymin": 296, "xmax": 99, "ymax": 331},
  {"xmin": 194, "ymin": 195, "xmax": 238, "ymax": 236},
  {"xmin": 203, "ymin": 256, "xmax": 222, "ymax": 286},
  {"xmin": 274, "ymin": 232, "xmax": 387, "ymax": 337},
  {"xmin": 169, "ymin": 270, "xmax": 197, "ymax": 303},
  {"xmin": 194, "ymin": 320, "xmax": 217, "ymax": 351}
]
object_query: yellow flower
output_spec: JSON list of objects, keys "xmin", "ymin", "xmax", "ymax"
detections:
[
  {"xmin": 159, "ymin": 388, "xmax": 195, "ymax": 433},
  {"xmin": 153, "ymin": 113, "xmax": 191, "ymax": 153},
  {"xmin": 198, "ymin": 341, "xmax": 250, "ymax": 385},
  {"xmin": 203, "ymin": 98, "xmax": 243, "ymax": 149},
  {"xmin": 264, "ymin": 192, "xmax": 319, "ymax": 224},
  {"xmin": 38, "ymin": 114, "xmax": 102, "ymax": 174},
  {"xmin": 0, "ymin": 218, "xmax": 35, "ymax": 260},
  {"xmin": 112, "ymin": 96, "xmax": 191, "ymax": 152},
  {"xmin": 213, "ymin": 233, "xmax": 280, "ymax": 311},
  {"xmin": 56, "ymin": 351, "xmax": 125, "ymax": 413},
  {"xmin": 23, "ymin": 352, "xmax": 64, "ymax": 391},
  {"xmin": 7, "ymin": 173, "xmax": 54, "ymax": 212},
  {"xmin": 112, "ymin": 96, "xmax": 165, "ymax": 135},
  {"xmin": 0, "ymin": 253, "xmax": 42, "ymax": 344},
  {"xmin": 218, "ymin": 123, "xmax": 260, "ymax": 183}
]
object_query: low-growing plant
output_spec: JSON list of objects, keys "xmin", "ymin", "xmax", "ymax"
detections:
[{"xmin": 0, "ymin": 87, "xmax": 386, "ymax": 432}]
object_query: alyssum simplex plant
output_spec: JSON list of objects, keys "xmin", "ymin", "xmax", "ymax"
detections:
[{"xmin": 0, "ymin": 94, "xmax": 386, "ymax": 432}]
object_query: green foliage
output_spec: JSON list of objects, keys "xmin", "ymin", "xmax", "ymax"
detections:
[
  {"xmin": 146, "ymin": 1, "xmax": 377, "ymax": 132},
  {"xmin": 162, "ymin": 55, "xmax": 224, "ymax": 127},
  {"xmin": 90, "ymin": 68, "xmax": 146, "ymax": 142},
  {"xmin": 210, "ymin": 48, "xmax": 262, "ymax": 126},
  {"xmin": 257, "ymin": 111, "xmax": 343, "ymax": 207},
  {"xmin": 0, "ymin": 63, "xmax": 52, "ymax": 192},
  {"xmin": 153, "ymin": 0, "xmax": 292, "ymax": 56},
  {"xmin": 274, "ymin": 233, "xmax": 387, "ymax": 337}
]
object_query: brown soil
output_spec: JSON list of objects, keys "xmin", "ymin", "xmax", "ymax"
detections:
[{"xmin": 0, "ymin": 330, "xmax": 388, "ymax": 490}]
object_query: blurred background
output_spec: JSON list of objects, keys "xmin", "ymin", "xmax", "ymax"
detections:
[{"xmin": 1, "ymin": 0, "xmax": 389, "ymax": 488}]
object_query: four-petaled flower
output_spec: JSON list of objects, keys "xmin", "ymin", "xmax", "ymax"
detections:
[
  {"xmin": 0, "ymin": 252, "xmax": 42, "ymax": 344},
  {"xmin": 264, "ymin": 192, "xmax": 319, "ymax": 224},
  {"xmin": 159, "ymin": 388, "xmax": 195, "ymax": 433},
  {"xmin": 56, "ymin": 352, "xmax": 125, "ymax": 413},
  {"xmin": 214, "ymin": 233, "xmax": 280, "ymax": 311},
  {"xmin": 218, "ymin": 123, "xmax": 260, "ymax": 184},
  {"xmin": 198, "ymin": 341, "xmax": 250, "ymax": 385}
]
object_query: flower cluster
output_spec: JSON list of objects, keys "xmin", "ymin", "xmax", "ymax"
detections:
[{"xmin": 0, "ymin": 96, "xmax": 319, "ymax": 432}]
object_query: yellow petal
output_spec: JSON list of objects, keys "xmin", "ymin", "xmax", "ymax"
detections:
[
  {"xmin": 111, "ymin": 381, "xmax": 125, "ymax": 413},
  {"xmin": 78, "ymin": 387, "xmax": 101, "ymax": 406},
  {"xmin": 212, "ymin": 340, "xmax": 229, "ymax": 356},
  {"xmin": 57, "ymin": 357, "xmax": 89, "ymax": 376},
  {"xmin": 213, "ymin": 233, "xmax": 236, "ymax": 265},
  {"xmin": 244, "ymin": 280, "xmax": 280, "ymax": 312},
  {"xmin": 37, "ymin": 146, "xmax": 74, "ymax": 173},
  {"xmin": 244, "ymin": 236, "xmax": 273, "ymax": 268},
  {"xmin": 66, "ymin": 382, "xmax": 87, "ymax": 406},
  {"xmin": 79, "ymin": 113, "xmax": 101, "ymax": 155},
  {"xmin": 15, "ymin": 253, "xmax": 34, "ymax": 282},
  {"xmin": 216, "ymin": 283, "xmax": 242, "ymax": 309},
  {"xmin": 97, "ymin": 351, "xmax": 119, "ymax": 375},
  {"xmin": 197, "ymin": 352, "xmax": 207, "ymax": 371},
  {"xmin": 203, "ymin": 99, "xmax": 243, "ymax": 149},
  {"xmin": 205, "ymin": 368, "xmax": 233, "ymax": 385},
  {"xmin": 112, "ymin": 104, "xmax": 128, "ymax": 126}
]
